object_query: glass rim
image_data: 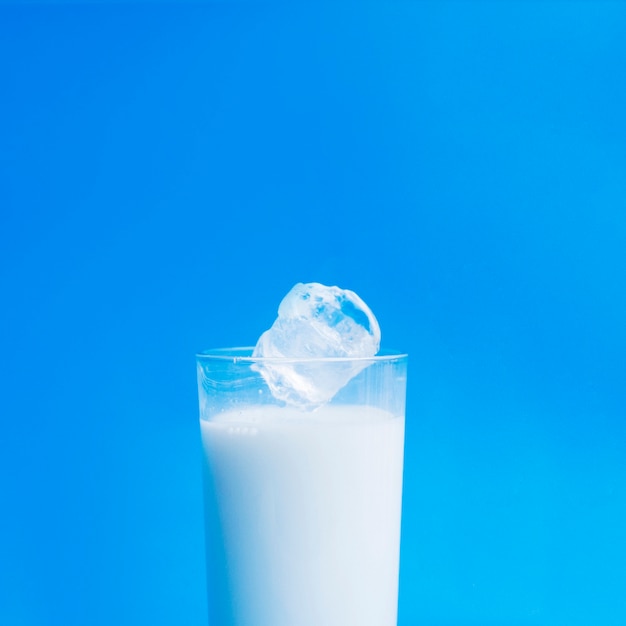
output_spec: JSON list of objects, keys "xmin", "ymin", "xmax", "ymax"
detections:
[{"xmin": 196, "ymin": 346, "xmax": 408, "ymax": 364}]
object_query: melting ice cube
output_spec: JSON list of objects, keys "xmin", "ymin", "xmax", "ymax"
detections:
[{"xmin": 252, "ymin": 283, "xmax": 381, "ymax": 410}]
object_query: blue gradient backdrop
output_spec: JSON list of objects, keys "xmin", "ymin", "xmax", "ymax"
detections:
[{"xmin": 1, "ymin": 2, "xmax": 625, "ymax": 625}]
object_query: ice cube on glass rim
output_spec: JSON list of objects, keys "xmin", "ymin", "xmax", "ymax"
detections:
[{"xmin": 252, "ymin": 282, "xmax": 381, "ymax": 410}]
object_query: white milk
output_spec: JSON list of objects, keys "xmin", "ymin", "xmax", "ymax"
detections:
[{"xmin": 200, "ymin": 404, "xmax": 405, "ymax": 626}]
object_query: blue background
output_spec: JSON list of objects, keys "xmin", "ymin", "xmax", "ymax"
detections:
[{"xmin": 1, "ymin": 2, "xmax": 625, "ymax": 625}]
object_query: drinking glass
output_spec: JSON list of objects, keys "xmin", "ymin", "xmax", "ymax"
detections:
[{"xmin": 196, "ymin": 347, "xmax": 408, "ymax": 626}]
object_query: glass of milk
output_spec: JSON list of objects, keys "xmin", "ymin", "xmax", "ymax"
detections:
[{"xmin": 196, "ymin": 347, "xmax": 408, "ymax": 626}]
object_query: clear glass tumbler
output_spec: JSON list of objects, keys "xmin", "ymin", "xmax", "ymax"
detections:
[{"xmin": 196, "ymin": 347, "xmax": 408, "ymax": 626}]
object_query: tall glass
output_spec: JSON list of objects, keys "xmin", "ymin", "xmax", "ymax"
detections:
[{"xmin": 196, "ymin": 347, "xmax": 408, "ymax": 626}]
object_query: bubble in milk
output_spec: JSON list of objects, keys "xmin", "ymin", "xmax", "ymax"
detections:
[{"xmin": 252, "ymin": 283, "xmax": 381, "ymax": 410}]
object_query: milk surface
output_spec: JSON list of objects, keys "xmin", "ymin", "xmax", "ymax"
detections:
[{"xmin": 200, "ymin": 404, "xmax": 404, "ymax": 626}]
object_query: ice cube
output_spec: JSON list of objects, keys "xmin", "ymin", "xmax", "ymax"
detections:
[{"xmin": 253, "ymin": 283, "xmax": 380, "ymax": 409}]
